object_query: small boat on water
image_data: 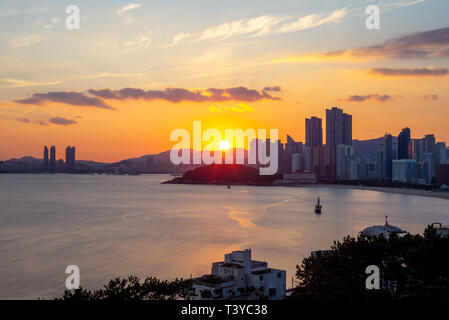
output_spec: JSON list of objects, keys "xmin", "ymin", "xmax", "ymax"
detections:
[{"xmin": 315, "ymin": 197, "xmax": 322, "ymax": 214}]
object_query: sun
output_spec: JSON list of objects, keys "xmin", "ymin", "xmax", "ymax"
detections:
[{"xmin": 218, "ymin": 140, "xmax": 230, "ymax": 151}]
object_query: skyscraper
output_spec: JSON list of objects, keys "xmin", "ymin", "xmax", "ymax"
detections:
[
  {"xmin": 284, "ymin": 135, "xmax": 302, "ymax": 173},
  {"xmin": 326, "ymin": 107, "xmax": 352, "ymax": 147},
  {"xmin": 398, "ymin": 127, "xmax": 411, "ymax": 159},
  {"xmin": 65, "ymin": 146, "xmax": 76, "ymax": 172},
  {"xmin": 49, "ymin": 146, "xmax": 56, "ymax": 173},
  {"xmin": 383, "ymin": 134, "xmax": 393, "ymax": 181},
  {"xmin": 43, "ymin": 146, "xmax": 49, "ymax": 172},
  {"xmin": 305, "ymin": 116, "xmax": 322, "ymax": 148}
]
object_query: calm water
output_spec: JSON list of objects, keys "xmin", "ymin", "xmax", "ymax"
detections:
[{"xmin": 0, "ymin": 174, "xmax": 448, "ymax": 299}]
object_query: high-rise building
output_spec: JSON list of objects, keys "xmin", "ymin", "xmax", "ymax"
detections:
[
  {"xmin": 43, "ymin": 146, "xmax": 49, "ymax": 172},
  {"xmin": 65, "ymin": 146, "xmax": 76, "ymax": 172},
  {"xmin": 398, "ymin": 127, "xmax": 411, "ymax": 159},
  {"xmin": 392, "ymin": 159, "xmax": 418, "ymax": 183},
  {"xmin": 376, "ymin": 147, "xmax": 384, "ymax": 181},
  {"xmin": 336, "ymin": 144, "xmax": 353, "ymax": 180},
  {"xmin": 435, "ymin": 142, "xmax": 447, "ymax": 165},
  {"xmin": 49, "ymin": 146, "xmax": 56, "ymax": 173},
  {"xmin": 326, "ymin": 107, "xmax": 352, "ymax": 147},
  {"xmin": 284, "ymin": 135, "xmax": 303, "ymax": 173},
  {"xmin": 305, "ymin": 116, "xmax": 322, "ymax": 148},
  {"xmin": 383, "ymin": 134, "xmax": 393, "ymax": 181},
  {"xmin": 312, "ymin": 145, "xmax": 335, "ymax": 179}
]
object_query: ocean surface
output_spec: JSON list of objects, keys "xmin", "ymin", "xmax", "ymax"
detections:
[{"xmin": 0, "ymin": 174, "xmax": 448, "ymax": 299}]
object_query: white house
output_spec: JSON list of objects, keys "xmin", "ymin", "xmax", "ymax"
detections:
[{"xmin": 189, "ymin": 249, "xmax": 286, "ymax": 300}]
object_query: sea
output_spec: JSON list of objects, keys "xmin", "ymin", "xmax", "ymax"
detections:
[{"xmin": 0, "ymin": 174, "xmax": 448, "ymax": 299}]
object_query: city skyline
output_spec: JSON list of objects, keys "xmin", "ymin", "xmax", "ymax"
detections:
[{"xmin": 1, "ymin": 0, "xmax": 448, "ymax": 162}]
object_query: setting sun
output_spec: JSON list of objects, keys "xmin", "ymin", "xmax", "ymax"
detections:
[{"xmin": 218, "ymin": 140, "xmax": 230, "ymax": 151}]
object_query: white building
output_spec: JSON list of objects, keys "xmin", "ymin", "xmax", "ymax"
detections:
[
  {"xmin": 392, "ymin": 159, "xmax": 418, "ymax": 183},
  {"xmin": 291, "ymin": 153, "xmax": 302, "ymax": 173},
  {"xmin": 336, "ymin": 144, "xmax": 353, "ymax": 180},
  {"xmin": 190, "ymin": 249, "xmax": 286, "ymax": 300}
]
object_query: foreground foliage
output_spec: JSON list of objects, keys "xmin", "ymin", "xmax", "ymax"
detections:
[
  {"xmin": 59, "ymin": 276, "xmax": 193, "ymax": 301},
  {"xmin": 292, "ymin": 226, "xmax": 449, "ymax": 301}
]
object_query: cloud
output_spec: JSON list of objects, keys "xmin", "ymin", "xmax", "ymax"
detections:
[
  {"xmin": 8, "ymin": 34, "xmax": 43, "ymax": 48},
  {"xmin": 170, "ymin": 8, "xmax": 346, "ymax": 46},
  {"xmin": 88, "ymin": 86, "xmax": 281, "ymax": 102},
  {"xmin": 196, "ymin": 15, "xmax": 287, "ymax": 42},
  {"xmin": 15, "ymin": 92, "xmax": 115, "ymax": 110},
  {"xmin": 49, "ymin": 117, "xmax": 78, "ymax": 126},
  {"xmin": 422, "ymin": 94, "xmax": 438, "ymax": 100},
  {"xmin": 263, "ymin": 86, "xmax": 281, "ymax": 92},
  {"xmin": 0, "ymin": 78, "xmax": 61, "ymax": 88},
  {"xmin": 271, "ymin": 26, "xmax": 449, "ymax": 63},
  {"xmin": 337, "ymin": 27, "xmax": 449, "ymax": 59},
  {"xmin": 369, "ymin": 67, "xmax": 448, "ymax": 76},
  {"xmin": 17, "ymin": 117, "xmax": 30, "ymax": 123},
  {"xmin": 117, "ymin": 3, "xmax": 142, "ymax": 16},
  {"xmin": 167, "ymin": 33, "xmax": 192, "ymax": 47},
  {"xmin": 278, "ymin": 8, "xmax": 346, "ymax": 33},
  {"xmin": 122, "ymin": 29, "xmax": 152, "ymax": 52},
  {"xmin": 17, "ymin": 118, "xmax": 49, "ymax": 126},
  {"xmin": 36, "ymin": 120, "xmax": 49, "ymax": 126},
  {"xmin": 342, "ymin": 94, "xmax": 393, "ymax": 102}
]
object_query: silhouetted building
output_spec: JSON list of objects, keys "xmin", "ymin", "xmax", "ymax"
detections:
[
  {"xmin": 312, "ymin": 145, "xmax": 335, "ymax": 179},
  {"xmin": 305, "ymin": 116, "xmax": 322, "ymax": 148},
  {"xmin": 284, "ymin": 135, "xmax": 302, "ymax": 173},
  {"xmin": 326, "ymin": 107, "xmax": 352, "ymax": 147},
  {"xmin": 392, "ymin": 159, "xmax": 418, "ymax": 183},
  {"xmin": 336, "ymin": 144, "xmax": 353, "ymax": 180},
  {"xmin": 65, "ymin": 146, "xmax": 76, "ymax": 172},
  {"xmin": 43, "ymin": 146, "xmax": 49, "ymax": 172},
  {"xmin": 435, "ymin": 164, "xmax": 449, "ymax": 187},
  {"xmin": 49, "ymin": 146, "xmax": 56, "ymax": 173},
  {"xmin": 383, "ymin": 134, "xmax": 393, "ymax": 181},
  {"xmin": 398, "ymin": 127, "xmax": 411, "ymax": 159}
]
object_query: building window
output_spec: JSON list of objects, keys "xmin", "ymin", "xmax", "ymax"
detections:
[
  {"xmin": 259, "ymin": 275, "xmax": 263, "ymax": 281},
  {"xmin": 269, "ymin": 288, "xmax": 276, "ymax": 297},
  {"xmin": 277, "ymin": 273, "xmax": 281, "ymax": 278}
]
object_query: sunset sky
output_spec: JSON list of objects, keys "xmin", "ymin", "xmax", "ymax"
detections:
[{"xmin": 1, "ymin": 0, "xmax": 448, "ymax": 162}]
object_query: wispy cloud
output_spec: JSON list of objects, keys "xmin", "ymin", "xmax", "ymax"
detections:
[
  {"xmin": 167, "ymin": 33, "xmax": 192, "ymax": 47},
  {"xmin": 7, "ymin": 34, "xmax": 43, "ymax": 48},
  {"xmin": 122, "ymin": 29, "xmax": 152, "ymax": 53},
  {"xmin": 270, "ymin": 26, "xmax": 449, "ymax": 63},
  {"xmin": 422, "ymin": 94, "xmax": 438, "ymax": 100},
  {"xmin": 117, "ymin": 3, "xmax": 142, "ymax": 16},
  {"xmin": 196, "ymin": 15, "xmax": 287, "ymax": 42},
  {"xmin": 263, "ymin": 86, "xmax": 281, "ymax": 92},
  {"xmin": 341, "ymin": 94, "xmax": 393, "ymax": 102},
  {"xmin": 0, "ymin": 78, "xmax": 61, "ymax": 88},
  {"xmin": 170, "ymin": 8, "xmax": 346, "ymax": 46},
  {"xmin": 49, "ymin": 117, "xmax": 78, "ymax": 126},
  {"xmin": 369, "ymin": 67, "xmax": 448, "ymax": 76},
  {"xmin": 278, "ymin": 8, "xmax": 346, "ymax": 33},
  {"xmin": 17, "ymin": 117, "xmax": 77, "ymax": 126}
]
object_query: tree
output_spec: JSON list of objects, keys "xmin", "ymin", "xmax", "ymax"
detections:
[
  {"xmin": 58, "ymin": 276, "xmax": 193, "ymax": 301},
  {"xmin": 291, "ymin": 226, "xmax": 449, "ymax": 301}
]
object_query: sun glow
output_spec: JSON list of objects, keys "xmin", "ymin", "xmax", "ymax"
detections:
[{"xmin": 218, "ymin": 140, "xmax": 230, "ymax": 151}]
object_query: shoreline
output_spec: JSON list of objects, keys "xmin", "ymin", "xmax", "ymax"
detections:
[
  {"xmin": 164, "ymin": 177, "xmax": 449, "ymax": 201},
  {"xmin": 286, "ymin": 184, "xmax": 449, "ymax": 201}
]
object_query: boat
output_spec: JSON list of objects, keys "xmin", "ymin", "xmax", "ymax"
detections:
[{"xmin": 314, "ymin": 197, "xmax": 322, "ymax": 214}]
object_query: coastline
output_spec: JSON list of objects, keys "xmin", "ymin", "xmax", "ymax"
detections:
[{"xmin": 286, "ymin": 184, "xmax": 449, "ymax": 201}]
